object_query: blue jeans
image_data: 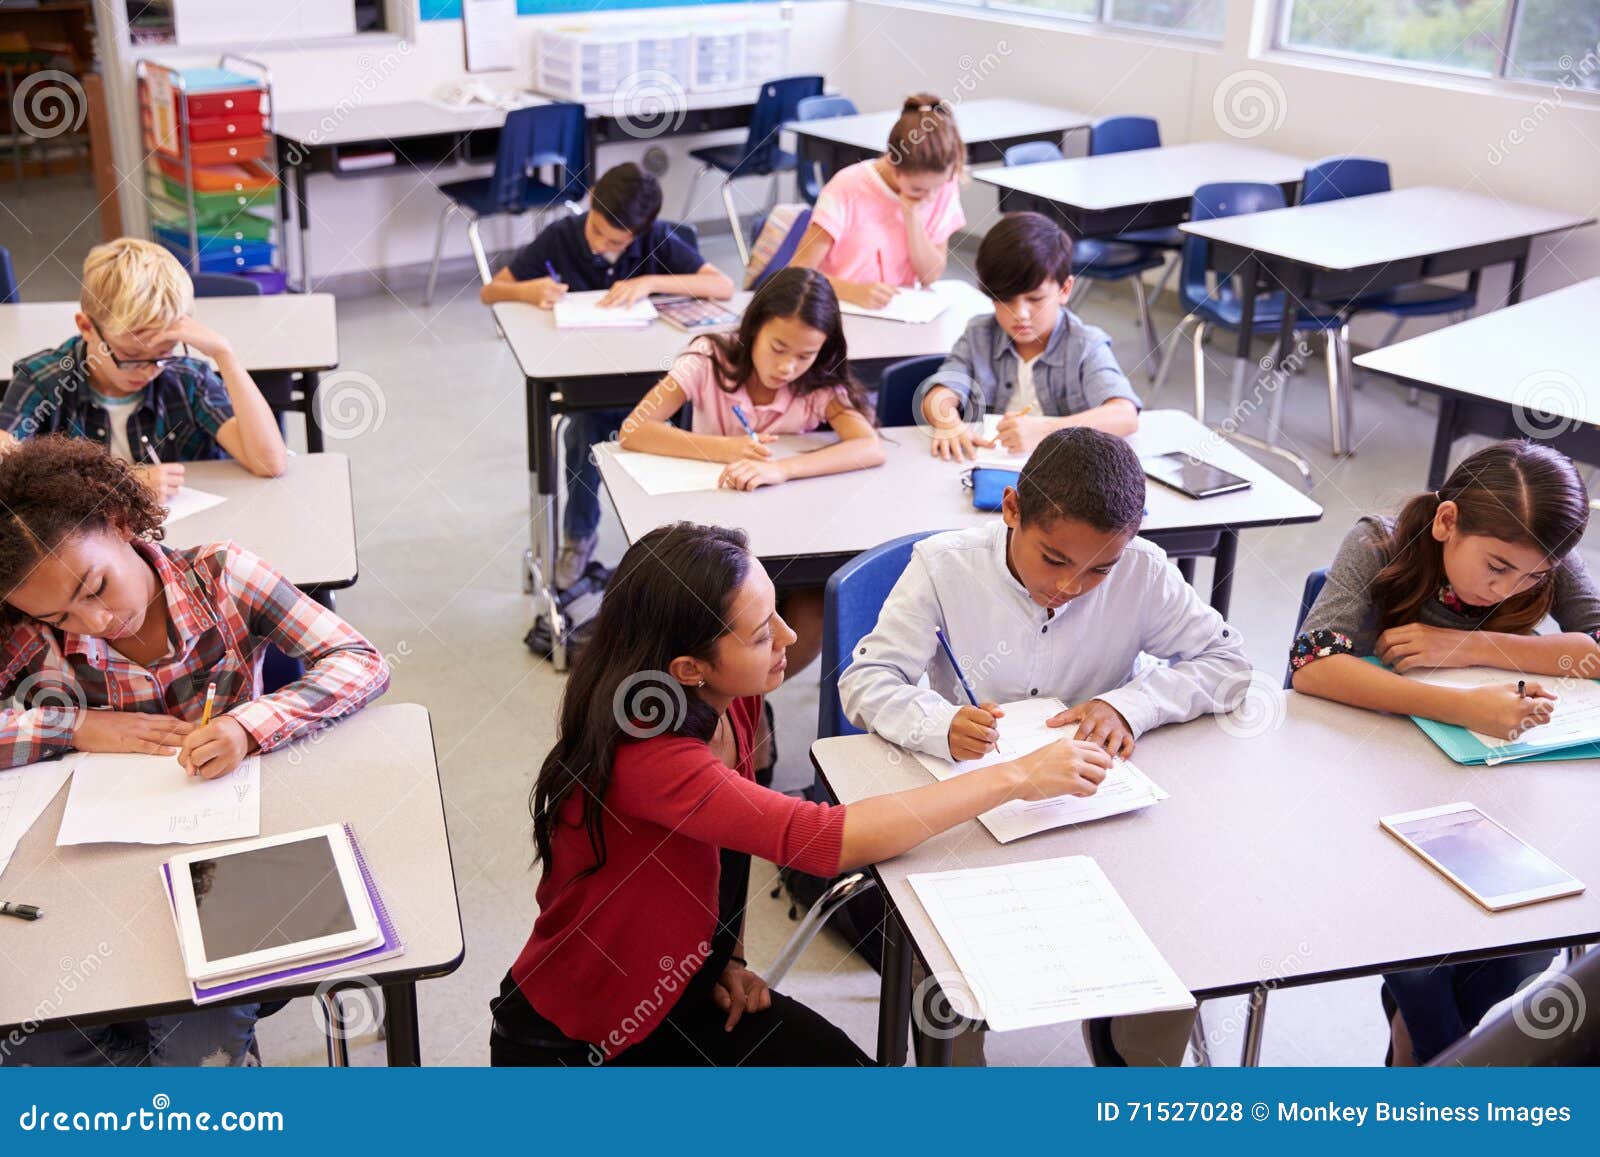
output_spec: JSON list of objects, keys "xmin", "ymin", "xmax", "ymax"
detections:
[
  {"xmin": 1, "ymin": 1005, "xmax": 261, "ymax": 1067},
  {"xmin": 563, "ymin": 409, "xmax": 628, "ymax": 541},
  {"xmin": 1383, "ymin": 951, "xmax": 1556, "ymax": 1063}
]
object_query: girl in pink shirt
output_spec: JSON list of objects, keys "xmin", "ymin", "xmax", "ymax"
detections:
[
  {"xmin": 620, "ymin": 267, "xmax": 883, "ymax": 685},
  {"xmin": 794, "ymin": 93, "xmax": 966, "ymax": 310}
]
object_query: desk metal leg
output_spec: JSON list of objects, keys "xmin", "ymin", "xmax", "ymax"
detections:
[
  {"xmin": 878, "ymin": 914, "xmax": 912, "ymax": 1067},
  {"xmin": 525, "ymin": 377, "xmax": 567, "ymax": 670},
  {"xmin": 1188, "ymin": 1004, "xmax": 1212, "ymax": 1067},
  {"xmin": 301, "ymin": 370, "xmax": 324, "ymax": 453},
  {"xmin": 1507, "ymin": 249, "xmax": 1529, "ymax": 305},
  {"xmin": 318, "ymin": 992, "xmax": 351, "ymax": 1068},
  {"xmin": 382, "ymin": 981, "xmax": 421, "ymax": 1066},
  {"xmin": 1176, "ymin": 556, "xmax": 1196, "ymax": 584},
  {"xmin": 1427, "ymin": 395, "xmax": 1459, "ymax": 489},
  {"xmin": 1209, "ymin": 531, "xmax": 1238, "ymax": 617},
  {"xmin": 1239, "ymin": 987, "xmax": 1269, "ymax": 1067},
  {"xmin": 290, "ymin": 159, "xmax": 311, "ymax": 292},
  {"xmin": 911, "ymin": 977, "xmax": 956, "ymax": 1067}
]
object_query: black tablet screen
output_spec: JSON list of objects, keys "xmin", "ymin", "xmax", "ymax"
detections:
[{"xmin": 188, "ymin": 835, "xmax": 357, "ymax": 960}]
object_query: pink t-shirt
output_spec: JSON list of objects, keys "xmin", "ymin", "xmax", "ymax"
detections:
[
  {"xmin": 669, "ymin": 337, "xmax": 847, "ymax": 437},
  {"xmin": 810, "ymin": 159, "xmax": 965, "ymax": 286}
]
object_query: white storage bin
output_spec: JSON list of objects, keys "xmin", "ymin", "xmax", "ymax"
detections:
[
  {"xmin": 691, "ymin": 30, "xmax": 745, "ymax": 92},
  {"xmin": 537, "ymin": 28, "xmax": 639, "ymax": 101},
  {"xmin": 743, "ymin": 22, "xmax": 791, "ymax": 85},
  {"xmin": 633, "ymin": 30, "xmax": 692, "ymax": 89}
]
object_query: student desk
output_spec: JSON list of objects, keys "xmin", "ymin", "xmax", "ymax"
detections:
[
  {"xmin": 789, "ymin": 99, "xmax": 1092, "ymax": 181},
  {"xmin": 971, "ymin": 142, "xmax": 1307, "ymax": 239},
  {"xmin": 1178, "ymin": 187, "xmax": 1594, "ymax": 390},
  {"xmin": 813, "ymin": 692, "xmax": 1600, "ymax": 1066},
  {"xmin": 594, "ymin": 409, "xmax": 1322, "ymax": 616},
  {"xmin": 0, "ymin": 294, "xmax": 341, "ymax": 451},
  {"xmin": 493, "ymin": 279, "xmax": 993, "ymax": 670},
  {"xmin": 0, "ymin": 703, "xmax": 463, "ymax": 1068},
  {"xmin": 168, "ymin": 455, "xmax": 359, "ymax": 595},
  {"xmin": 1353, "ymin": 278, "xmax": 1600, "ymax": 488}
]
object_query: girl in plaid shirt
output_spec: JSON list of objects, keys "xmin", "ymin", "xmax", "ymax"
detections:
[{"xmin": 0, "ymin": 437, "xmax": 390, "ymax": 1065}]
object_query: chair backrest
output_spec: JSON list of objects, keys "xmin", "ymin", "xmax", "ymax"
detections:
[
  {"xmin": 1090, "ymin": 115, "xmax": 1161, "ymax": 156},
  {"xmin": 491, "ymin": 102, "xmax": 588, "ymax": 212},
  {"xmin": 875, "ymin": 354, "xmax": 944, "ymax": 429},
  {"xmin": 796, "ymin": 94, "xmax": 859, "ymax": 202},
  {"xmin": 1179, "ymin": 181, "xmax": 1288, "ymax": 315},
  {"xmin": 746, "ymin": 205, "xmax": 812, "ymax": 291},
  {"xmin": 737, "ymin": 74, "xmax": 825, "ymax": 178},
  {"xmin": 1003, "ymin": 140, "xmax": 1063, "ymax": 167},
  {"xmin": 191, "ymin": 272, "xmax": 262, "ymax": 298},
  {"xmin": 1431, "ymin": 949, "xmax": 1600, "ymax": 1066},
  {"xmin": 1299, "ymin": 156, "xmax": 1391, "ymax": 206},
  {"xmin": 1283, "ymin": 567, "xmax": 1329, "ymax": 688},
  {"xmin": 0, "ymin": 245, "xmax": 17, "ymax": 305},
  {"xmin": 819, "ymin": 532, "xmax": 938, "ymax": 739}
]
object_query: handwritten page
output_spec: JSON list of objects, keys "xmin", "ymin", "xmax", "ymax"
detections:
[
  {"xmin": 909, "ymin": 856, "xmax": 1194, "ymax": 1031},
  {"xmin": 163, "ymin": 487, "xmax": 227, "ymax": 525},
  {"xmin": 1403, "ymin": 666, "xmax": 1600, "ymax": 760},
  {"xmin": 0, "ymin": 756, "xmax": 78, "ymax": 879},
  {"xmin": 553, "ymin": 290, "xmax": 658, "ymax": 330},
  {"xmin": 57, "ymin": 753, "xmax": 260, "ymax": 847},
  {"xmin": 839, "ymin": 287, "xmax": 949, "ymax": 325},
  {"xmin": 607, "ymin": 433, "xmax": 838, "ymax": 496}
]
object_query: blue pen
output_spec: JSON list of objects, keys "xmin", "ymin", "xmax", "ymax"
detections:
[
  {"xmin": 730, "ymin": 403, "xmax": 760, "ymax": 443},
  {"xmin": 936, "ymin": 628, "xmax": 1004, "ymax": 755},
  {"xmin": 543, "ymin": 260, "xmax": 562, "ymax": 284}
]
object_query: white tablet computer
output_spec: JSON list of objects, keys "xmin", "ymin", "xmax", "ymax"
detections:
[
  {"xmin": 167, "ymin": 825, "xmax": 380, "ymax": 983},
  {"xmin": 1380, "ymin": 802, "xmax": 1585, "ymax": 912}
]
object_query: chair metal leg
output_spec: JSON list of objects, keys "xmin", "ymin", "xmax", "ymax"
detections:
[
  {"xmin": 1198, "ymin": 325, "xmax": 1313, "ymax": 484},
  {"xmin": 318, "ymin": 992, "xmax": 351, "ymax": 1068},
  {"xmin": 1151, "ymin": 314, "xmax": 1195, "ymax": 397},
  {"xmin": 1240, "ymin": 988, "xmax": 1270, "ymax": 1066},
  {"xmin": 679, "ymin": 162, "xmax": 709, "ymax": 223},
  {"xmin": 1191, "ymin": 320, "xmax": 1209, "ymax": 422},
  {"xmin": 1132, "ymin": 276, "xmax": 1159, "ymax": 384},
  {"xmin": 423, "ymin": 201, "xmax": 457, "ymax": 306},
  {"xmin": 1068, "ymin": 279, "xmax": 1093, "ymax": 309},
  {"xmin": 722, "ymin": 178, "xmax": 751, "ymax": 268},
  {"xmin": 1188, "ymin": 1004, "xmax": 1212, "ymax": 1067},
  {"xmin": 1148, "ymin": 253, "xmax": 1178, "ymax": 308},
  {"xmin": 465, "ymin": 215, "xmax": 492, "ymax": 287},
  {"xmin": 1324, "ymin": 328, "xmax": 1348, "ymax": 457},
  {"xmin": 1337, "ymin": 324, "xmax": 1356, "ymax": 438},
  {"xmin": 763, "ymin": 872, "xmax": 876, "ymax": 989}
]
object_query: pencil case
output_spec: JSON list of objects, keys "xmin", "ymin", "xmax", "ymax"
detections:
[{"xmin": 964, "ymin": 466, "xmax": 1020, "ymax": 512}]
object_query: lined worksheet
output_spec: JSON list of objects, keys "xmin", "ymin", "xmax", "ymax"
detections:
[
  {"xmin": 838, "ymin": 286, "xmax": 949, "ymax": 325},
  {"xmin": 1403, "ymin": 665, "xmax": 1600, "ymax": 758},
  {"xmin": 552, "ymin": 291, "xmax": 658, "ymax": 330},
  {"xmin": 0, "ymin": 756, "xmax": 77, "ymax": 878},
  {"xmin": 608, "ymin": 433, "xmax": 838, "ymax": 496},
  {"xmin": 162, "ymin": 486, "xmax": 227, "ymax": 525},
  {"xmin": 57, "ymin": 753, "xmax": 260, "ymax": 846},
  {"xmin": 909, "ymin": 856, "xmax": 1194, "ymax": 1032},
  {"xmin": 912, "ymin": 698, "xmax": 1168, "ymax": 842}
]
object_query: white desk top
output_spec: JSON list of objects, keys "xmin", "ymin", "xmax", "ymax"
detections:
[
  {"xmin": 1180, "ymin": 186, "xmax": 1594, "ymax": 271},
  {"xmin": 167, "ymin": 454, "xmax": 358, "ymax": 590},
  {"xmin": 814, "ymin": 692, "xmax": 1600, "ymax": 1010},
  {"xmin": 596, "ymin": 409, "xmax": 1321, "ymax": 559},
  {"xmin": 0, "ymin": 704, "xmax": 462, "ymax": 1032},
  {"xmin": 972, "ymin": 142, "xmax": 1308, "ymax": 211},
  {"xmin": 787, "ymin": 98, "xmax": 1091, "ymax": 153},
  {"xmin": 0, "ymin": 294, "xmax": 339, "ymax": 381},
  {"xmin": 274, "ymin": 99, "xmax": 542, "ymax": 147},
  {"xmin": 494, "ymin": 280, "xmax": 993, "ymax": 382},
  {"xmin": 1354, "ymin": 278, "xmax": 1600, "ymax": 411}
]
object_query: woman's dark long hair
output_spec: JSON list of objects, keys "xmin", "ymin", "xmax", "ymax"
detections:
[
  {"xmin": 693, "ymin": 266, "xmax": 873, "ymax": 420},
  {"xmin": 1375, "ymin": 439, "xmax": 1589, "ymax": 633},
  {"xmin": 530, "ymin": 523, "xmax": 751, "ymax": 880}
]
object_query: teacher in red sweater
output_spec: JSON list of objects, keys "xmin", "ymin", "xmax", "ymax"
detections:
[{"xmin": 492, "ymin": 522, "xmax": 1114, "ymax": 1066}]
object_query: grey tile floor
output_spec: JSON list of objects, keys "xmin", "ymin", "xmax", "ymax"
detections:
[{"xmin": 7, "ymin": 175, "xmax": 1592, "ymax": 1067}]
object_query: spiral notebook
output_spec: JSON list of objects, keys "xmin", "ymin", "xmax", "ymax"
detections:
[{"xmin": 161, "ymin": 823, "xmax": 404, "ymax": 1005}]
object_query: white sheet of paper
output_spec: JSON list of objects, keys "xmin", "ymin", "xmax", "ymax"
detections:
[
  {"xmin": 839, "ymin": 287, "xmax": 949, "ymax": 325},
  {"xmin": 553, "ymin": 290, "xmax": 658, "ymax": 329},
  {"xmin": 56, "ymin": 753, "xmax": 260, "ymax": 847},
  {"xmin": 162, "ymin": 486, "xmax": 226, "ymax": 525},
  {"xmin": 911, "ymin": 698, "xmax": 1167, "ymax": 843},
  {"xmin": 971, "ymin": 414, "xmax": 1027, "ymax": 470},
  {"xmin": 608, "ymin": 434, "xmax": 838, "ymax": 496},
  {"xmin": 0, "ymin": 756, "xmax": 77, "ymax": 879},
  {"xmin": 909, "ymin": 855, "xmax": 1194, "ymax": 1031},
  {"xmin": 1403, "ymin": 666, "xmax": 1600, "ymax": 758}
]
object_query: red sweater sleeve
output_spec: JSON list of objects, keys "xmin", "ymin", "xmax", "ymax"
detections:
[{"xmin": 609, "ymin": 730, "xmax": 845, "ymax": 877}]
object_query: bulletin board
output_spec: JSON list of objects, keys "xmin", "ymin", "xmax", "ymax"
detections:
[{"xmin": 422, "ymin": 0, "xmax": 767, "ymax": 17}]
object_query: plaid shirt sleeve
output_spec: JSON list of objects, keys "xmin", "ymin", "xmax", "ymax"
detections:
[
  {"xmin": 0, "ymin": 628, "xmax": 81, "ymax": 767},
  {"xmin": 176, "ymin": 359, "xmax": 235, "ymax": 442},
  {"xmin": 1, "ymin": 356, "xmax": 57, "ymax": 437},
  {"xmin": 214, "ymin": 542, "xmax": 390, "ymax": 751}
]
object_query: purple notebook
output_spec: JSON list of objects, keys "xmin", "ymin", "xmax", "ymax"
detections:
[{"xmin": 161, "ymin": 822, "xmax": 405, "ymax": 1005}]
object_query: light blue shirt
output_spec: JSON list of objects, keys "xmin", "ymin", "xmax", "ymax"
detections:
[{"xmin": 837, "ymin": 520, "xmax": 1250, "ymax": 760}]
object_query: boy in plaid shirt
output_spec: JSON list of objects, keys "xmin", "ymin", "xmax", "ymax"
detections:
[{"xmin": 0, "ymin": 437, "xmax": 389, "ymax": 1065}]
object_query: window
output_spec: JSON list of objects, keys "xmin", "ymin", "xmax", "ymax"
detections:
[
  {"xmin": 934, "ymin": 0, "xmax": 1225, "ymax": 37},
  {"xmin": 1280, "ymin": 0, "xmax": 1600, "ymax": 84}
]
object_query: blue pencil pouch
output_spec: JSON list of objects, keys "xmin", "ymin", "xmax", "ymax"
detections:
[{"xmin": 964, "ymin": 466, "xmax": 1020, "ymax": 512}]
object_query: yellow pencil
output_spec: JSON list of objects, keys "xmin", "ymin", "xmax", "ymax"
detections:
[{"xmin": 199, "ymin": 682, "xmax": 217, "ymax": 727}]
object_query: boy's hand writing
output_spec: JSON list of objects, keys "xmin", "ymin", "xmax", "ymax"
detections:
[
  {"xmin": 948, "ymin": 701, "xmax": 1005, "ymax": 761},
  {"xmin": 136, "ymin": 462, "xmax": 185, "ymax": 500}
]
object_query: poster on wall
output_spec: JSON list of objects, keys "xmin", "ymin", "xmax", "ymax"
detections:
[{"xmin": 463, "ymin": 0, "xmax": 518, "ymax": 72}]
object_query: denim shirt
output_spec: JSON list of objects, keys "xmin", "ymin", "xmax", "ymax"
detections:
[{"xmin": 934, "ymin": 309, "xmax": 1141, "ymax": 417}]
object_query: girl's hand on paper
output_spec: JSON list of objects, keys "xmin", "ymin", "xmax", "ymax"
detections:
[
  {"xmin": 948, "ymin": 702, "xmax": 1005, "ymax": 760},
  {"xmin": 1013, "ymin": 739, "xmax": 1111, "ymax": 800},
  {"xmin": 177, "ymin": 716, "xmax": 255, "ymax": 780},
  {"xmin": 1376, "ymin": 622, "xmax": 1475, "ymax": 672},
  {"xmin": 719, "ymin": 459, "xmax": 786, "ymax": 491},
  {"xmin": 1048, "ymin": 699, "xmax": 1134, "ymax": 758},
  {"xmin": 712, "ymin": 962, "xmax": 771, "ymax": 1031},
  {"xmin": 847, "ymin": 281, "xmax": 899, "ymax": 310},
  {"xmin": 1459, "ymin": 682, "xmax": 1556, "ymax": 741},
  {"xmin": 72, "ymin": 710, "xmax": 195, "ymax": 757},
  {"xmin": 715, "ymin": 434, "xmax": 777, "ymax": 463}
]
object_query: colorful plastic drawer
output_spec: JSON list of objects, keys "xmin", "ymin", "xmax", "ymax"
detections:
[
  {"xmin": 184, "ymin": 88, "xmax": 266, "ymax": 119},
  {"xmin": 188, "ymin": 113, "xmax": 266, "ymax": 142},
  {"xmin": 157, "ymin": 236, "xmax": 276, "ymax": 274},
  {"xmin": 185, "ymin": 135, "xmax": 269, "ymax": 166},
  {"xmin": 156, "ymin": 156, "xmax": 276, "ymax": 193},
  {"xmin": 153, "ymin": 224, "xmax": 274, "ymax": 259},
  {"xmin": 158, "ymin": 173, "xmax": 277, "ymax": 216},
  {"xmin": 152, "ymin": 207, "xmax": 274, "ymax": 242}
]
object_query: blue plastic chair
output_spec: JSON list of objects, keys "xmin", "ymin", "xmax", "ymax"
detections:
[
  {"xmin": 1002, "ymin": 142, "xmax": 1165, "ymax": 380},
  {"xmin": 1089, "ymin": 116, "xmax": 1184, "ymax": 253},
  {"xmin": 746, "ymin": 206, "xmax": 812, "ymax": 291},
  {"xmin": 818, "ymin": 532, "xmax": 938, "ymax": 740},
  {"xmin": 191, "ymin": 272, "xmax": 261, "ymax": 298},
  {"xmin": 795, "ymin": 94, "xmax": 857, "ymax": 204},
  {"xmin": 0, "ymin": 246, "xmax": 18, "ymax": 304},
  {"xmin": 424, "ymin": 102, "xmax": 588, "ymax": 305},
  {"xmin": 1283, "ymin": 568, "xmax": 1329, "ymax": 688},
  {"xmin": 1151, "ymin": 182, "xmax": 1350, "ymax": 474},
  {"xmin": 875, "ymin": 354, "xmax": 944, "ymax": 429},
  {"xmin": 682, "ymin": 75, "xmax": 824, "ymax": 267},
  {"xmin": 189, "ymin": 267, "xmax": 306, "ymax": 442},
  {"xmin": 1299, "ymin": 156, "xmax": 1479, "ymax": 355}
]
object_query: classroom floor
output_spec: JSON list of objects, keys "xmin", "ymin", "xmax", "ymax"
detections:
[{"xmin": 10, "ymin": 175, "xmax": 1595, "ymax": 1067}]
